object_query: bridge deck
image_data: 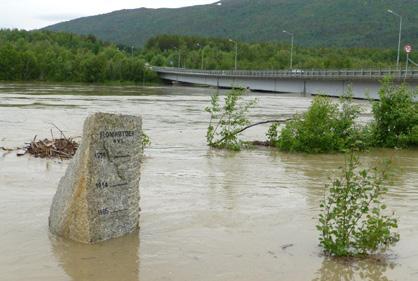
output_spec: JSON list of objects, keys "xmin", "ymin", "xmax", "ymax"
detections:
[
  {"xmin": 153, "ymin": 67, "xmax": 418, "ymax": 100},
  {"xmin": 153, "ymin": 67, "xmax": 418, "ymax": 81}
]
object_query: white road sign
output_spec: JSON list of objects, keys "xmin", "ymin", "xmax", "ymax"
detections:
[{"xmin": 404, "ymin": 44, "xmax": 412, "ymax": 53}]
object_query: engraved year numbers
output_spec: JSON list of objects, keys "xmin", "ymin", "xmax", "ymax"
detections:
[
  {"xmin": 98, "ymin": 208, "xmax": 109, "ymax": 216},
  {"xmin": 96, "ymin": 181, "xmax": 109, "ymax": 189},
  {"xmin": 95, "ymin": 152, "xmax": 106, "ymax": 159}
]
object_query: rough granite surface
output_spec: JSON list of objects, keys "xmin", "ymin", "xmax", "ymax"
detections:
[{"xmin": 49, "ymin": 113, "xmax": 143, "ymax": 244}]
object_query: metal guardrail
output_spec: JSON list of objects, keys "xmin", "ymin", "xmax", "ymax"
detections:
[{"xmin": 153, "ymin": 67, "xmax": 418, "ymax": 81}]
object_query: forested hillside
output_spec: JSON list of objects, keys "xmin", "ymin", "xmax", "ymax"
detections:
[{"xmin": 45, "ymin": 0, "xmax": 418, "ymax": 48}]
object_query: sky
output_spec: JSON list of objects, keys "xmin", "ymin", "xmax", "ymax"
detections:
[{"xmin": 0, "ymin": 0, "xmax": 216, "ymax": 30}]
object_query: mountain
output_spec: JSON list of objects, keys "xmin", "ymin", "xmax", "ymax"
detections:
[{"xmin": 44, "ymin": 0, "xmax": 418, "ymax": 49}]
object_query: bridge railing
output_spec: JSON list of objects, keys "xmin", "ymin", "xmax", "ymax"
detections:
[{"xmin": 152, "ymin": 66, "xmax": 418, "ymax": 81}]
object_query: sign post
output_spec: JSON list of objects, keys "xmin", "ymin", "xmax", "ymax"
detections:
[{"xmin": 404, "ymin": 44, "xmax": 412, "ymax": 80}]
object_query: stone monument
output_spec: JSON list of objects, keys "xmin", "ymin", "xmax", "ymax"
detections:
[{"xmin": 49, "ymin": 113, "xmax": 143, "ymax": 244}]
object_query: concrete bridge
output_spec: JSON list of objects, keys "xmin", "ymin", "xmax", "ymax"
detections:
[{"xmin": 153, "ymin": 67, "xmax": 418, "ymax": 99}]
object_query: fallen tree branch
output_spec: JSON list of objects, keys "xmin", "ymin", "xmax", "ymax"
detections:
[{"xmin": 212, "ymin": 119, "xmax": 290, "ymax": 146}]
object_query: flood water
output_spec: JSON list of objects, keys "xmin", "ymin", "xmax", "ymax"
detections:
[{"xmin": 0, "ymin": 83, "xmax": 418, "ymax": 281}]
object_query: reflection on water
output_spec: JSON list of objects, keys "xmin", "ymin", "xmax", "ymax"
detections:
[
  {"xmin": 1, "ymin": 83, "xmax": 418, "ymax": 281},
  {"xmin": 207, "ymin": 151, "xmax": 247, "ymax": 211},
  {"xmin": 312, "ymin": 257, "xmax": 395, "ymax": 281},
  {"xmin": 50, "ymin": 231, "xmax": 139, "ymax": 281},
  {"xmin": 277, "ymin": 148, "xmax": 418, "ymax": 203}
]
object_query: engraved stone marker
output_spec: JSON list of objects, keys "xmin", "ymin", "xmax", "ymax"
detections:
[{"xmin": 49, "ymin": 113, "xmax": 143, "ymax": 244}]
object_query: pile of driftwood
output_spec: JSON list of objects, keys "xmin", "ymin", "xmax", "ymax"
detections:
[
  {"xmin": 1, "ymin": 126, "xmax": 79, "ymax": 160},
  {"xmin": 22, "ymin": 135, "xmax": 78, "ymax": 159}
]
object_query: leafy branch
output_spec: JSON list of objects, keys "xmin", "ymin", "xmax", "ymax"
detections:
[
  {"xmin": 205, "ymin": 88, "xmax": 258, "ymax": 151},
  {"xmin": 317, "ymin": 153, "xmax": 399, "ymax": 257}
]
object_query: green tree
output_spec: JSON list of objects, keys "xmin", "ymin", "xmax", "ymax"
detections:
[
  {"xmin": 205, "ymin": 88, "xmax": 257, "ymax": 151},
  {"xmin": 317, "ymin": 153, "xmax": 399, "ymax": 257},
  {"xmin": 371, "ymin": 80, "xmax": 418, "ymax": 148},
  {"xmin": 275, "ymin": 95, "xmax": 363, "ymax": 153}
]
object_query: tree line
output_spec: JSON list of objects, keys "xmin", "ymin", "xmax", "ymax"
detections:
[
  {"xmin": 0, "ymin": 30, "xmax": 416, "ymax": 83},
  {"xmin": 145, "ymin": 34, "xmax": 417, "ymax": 70},
  {"xmin": 0, "ymin": 29, "xmax": 158, "ymax": 83}
]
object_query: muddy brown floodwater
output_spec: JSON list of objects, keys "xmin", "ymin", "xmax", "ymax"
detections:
[{"xmin": 0, "ymin": 83, "xmax": 418, "ymax": 281}]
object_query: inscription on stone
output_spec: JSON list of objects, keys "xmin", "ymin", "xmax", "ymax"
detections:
[{"xmin": 49, "ymin": 113, "xmax": 143, "ymax": 244}]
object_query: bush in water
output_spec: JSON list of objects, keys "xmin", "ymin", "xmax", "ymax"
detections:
[
  {"xmin": 371, "ymin": 80, "xmax": 418, "ymax": 148},
  {"xmin": 205, "ymin": 88, "xmax": 257, "ymax": 151},
  {"xmin": 273, "ymin": 95, "xmax": 365, "ymax": 153},
  {"xmin": 317, "ymin": 153, "xmax": 399, "ymax": 257}
]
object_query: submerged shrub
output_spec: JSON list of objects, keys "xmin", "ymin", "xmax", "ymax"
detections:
[
  {"xmin": 275, "ymin": 95, "xmax": 363, "ymax": 153},
  {"xmin": 205, "ymin": 88, "xmax": 257, "ymax": 151},
  {"xmin": 317, "ymin": 154, "xmax": 399, "ymax": 257},
  {"xmin": 371, "ymin": 80, "xmax": 418, "ymax": 148},
  {"xmin": 266, "ymin": 122, "xmax": 280, "ymax": 145}
]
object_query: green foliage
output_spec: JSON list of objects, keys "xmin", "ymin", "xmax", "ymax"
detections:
[
  {"xmin": 276, "ymin": 95, "xmax": 364, "ymax": 153},
  {"xmin": 141, "ymin": 132, "xmax": 151, "ymax": 148},
  {"xmin": 142, "ymin": 34, "xmax": 417, "ymax": 71},
  {"xmin": 205, "ymin": 89, "xmax": 257, "ymax": 151},
  {"xmin": 0, "ymin": 29, "xmax": 159, "ymax": 83},
  {"xmin": 371, "ymin": 80, "xmax": 418, "ymax": 148},
  {"xmin": 2, "ymin": 30, "xmax": 417, "ymax": 84},
  {"xmin": 317, "ymin": 153, "xmax": 399, "ymax": 257},
  {"xmin": 266, "ymin": 122, "xmax": 280, "ymax": 145},
  {"xmin": 270, "ymin": 81, "xmax": 417, "ymax": 153}
]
